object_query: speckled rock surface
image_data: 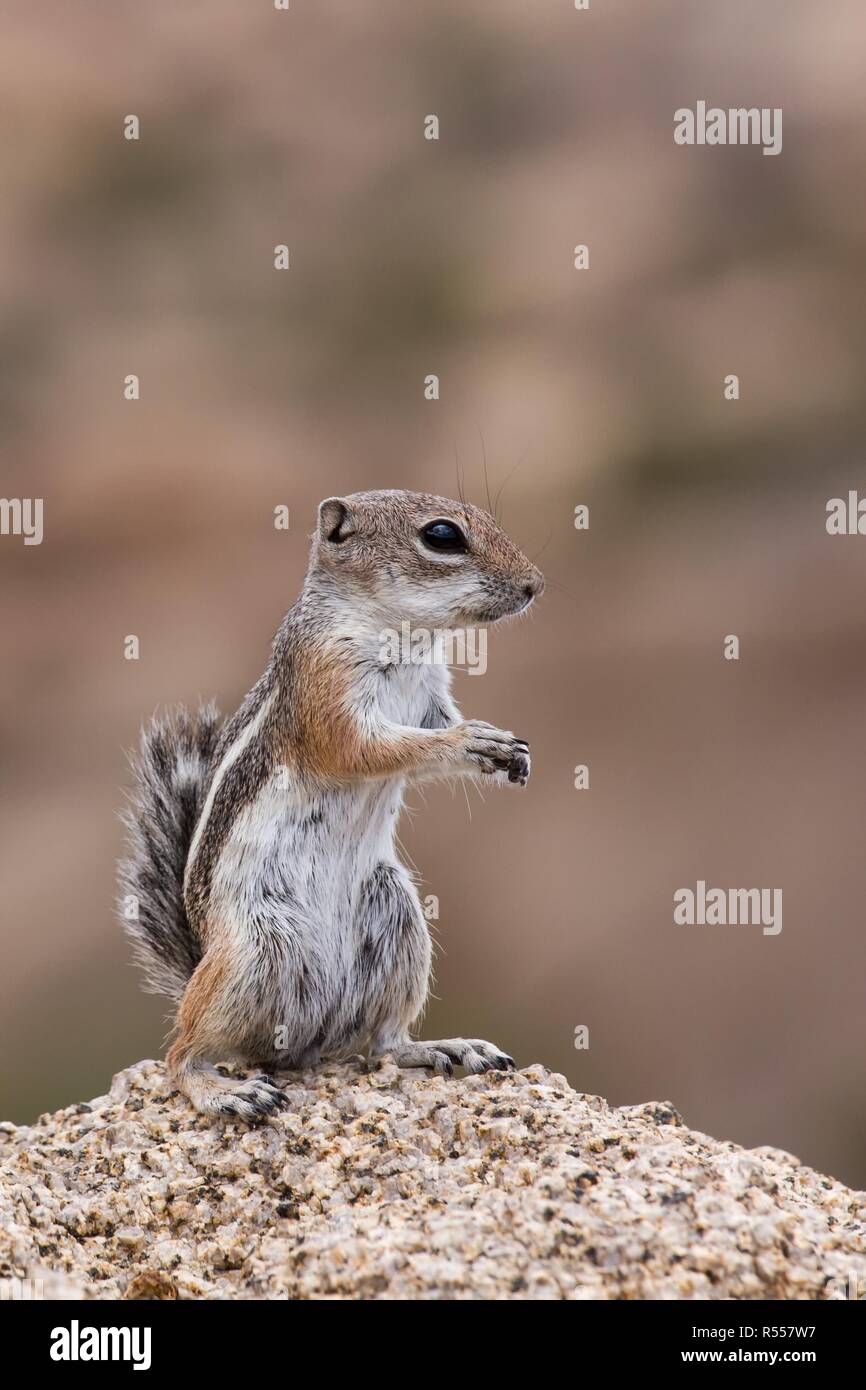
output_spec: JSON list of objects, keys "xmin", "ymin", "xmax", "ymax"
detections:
[{"xmin": 1, "ymin": 1059, "xmax": 864, "ymax": 1300}]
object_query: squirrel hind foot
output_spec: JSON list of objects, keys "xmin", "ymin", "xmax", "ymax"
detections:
[
  {"xmin": 375, "ymin": 1038, "xmax": 516, "ymax": 1076},
  {"xmin": 171, "ymin": 1060, "xmax": 289, "ymax": 1122}
]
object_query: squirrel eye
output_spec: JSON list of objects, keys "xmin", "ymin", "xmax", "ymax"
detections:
[{"xmin": 420, "ymin": 520, "xmax": 467, "ymax": 553}]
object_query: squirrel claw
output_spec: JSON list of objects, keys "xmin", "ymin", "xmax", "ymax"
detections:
[
  {"xmin": 507, "ymin": 747, "xmax": 530, "ymax": 785},
  {"xmin": 217, "ymin": 1075, "xmax": 288, "ymax": 1122},
  {"xmin": 387, "ymin": 1038, "xmax": 516, "ymax": 1077}
]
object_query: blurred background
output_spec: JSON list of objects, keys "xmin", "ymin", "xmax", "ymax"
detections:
[{"xmin": 1, "ymin": 0, "xmax": 865, "ymax": 1186}]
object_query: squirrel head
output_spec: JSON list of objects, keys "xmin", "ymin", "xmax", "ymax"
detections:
[{"xmin": 310, "ymin": 489, "xmax": 544, "ymax": 628}]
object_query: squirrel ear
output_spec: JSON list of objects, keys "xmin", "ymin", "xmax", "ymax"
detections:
[{"xmin": 318, "ymin": 497, "xmax": 355, "ymax": 544}]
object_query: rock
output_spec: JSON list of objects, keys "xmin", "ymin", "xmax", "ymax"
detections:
[{"xmin": 0, "ymin": 1058, "xmax": 863, "ymax": 1300}]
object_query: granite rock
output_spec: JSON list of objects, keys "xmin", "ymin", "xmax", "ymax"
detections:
[{"xmin": 1, "ymin": 1059, "xmax": 863, "ymax": 1300}]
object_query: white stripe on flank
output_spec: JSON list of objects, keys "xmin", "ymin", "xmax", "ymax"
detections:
[{"xmin": 183, "ymin": 691, "xmax": 275, "ymax": 893}]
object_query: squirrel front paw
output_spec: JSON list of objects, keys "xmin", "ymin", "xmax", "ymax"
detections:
[{"xmin": 451, "ymin": 720, "xmax": 530, "ymax": 785}]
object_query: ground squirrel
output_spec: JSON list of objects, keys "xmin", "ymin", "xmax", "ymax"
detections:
[{"xmin": 119, "ymin": 489, "xmax": 544, "ymax": 1119}]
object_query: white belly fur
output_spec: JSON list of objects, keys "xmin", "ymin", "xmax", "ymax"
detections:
[{"xmin": 204, "ymin": 659, "xmax": 445, "ymax": 1058}]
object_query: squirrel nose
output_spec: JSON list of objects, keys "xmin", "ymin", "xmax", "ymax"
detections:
[{"xmin": 523, "ymin": 571, "xmax": 545, "ymax": 601}]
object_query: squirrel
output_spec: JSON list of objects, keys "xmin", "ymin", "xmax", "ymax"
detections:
[{"xmin": 118, "ymin": 489, "xmax": 544, "ymax": 1120}]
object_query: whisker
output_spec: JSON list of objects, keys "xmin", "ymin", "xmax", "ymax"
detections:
[
  {"xmin": 478, "ymin": 427, "xmax": 494, "ymax": 517},
  {"xmin": 531, "ymin": 529, "xmax": 554, "ymax": 563},
  {"xmin": 493, "ymin": 447, "xmax": 529, "ymax": 522},
  {"xmin": 453, "ymin": 444, "xmax": 467, "ymax": 506},
  {"xmin": 542, "ymin": 575, "xmax": 573, "ymax": 599}
]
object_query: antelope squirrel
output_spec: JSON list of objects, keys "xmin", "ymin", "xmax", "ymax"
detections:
[{"xmin": 119, "ymin": 489, "xmax": 544, "ymax": 1119}]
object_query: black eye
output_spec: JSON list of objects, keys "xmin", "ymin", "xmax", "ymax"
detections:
[{"xmin": 420, "ymin": 520, "xmax": 467, "ymax": 553}]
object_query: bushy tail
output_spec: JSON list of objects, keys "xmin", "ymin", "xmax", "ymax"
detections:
[{"xmin": 118, "ymin": 703, "xmax": 223, "ymax": 1003}]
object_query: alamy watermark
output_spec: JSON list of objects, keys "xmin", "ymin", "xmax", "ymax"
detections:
[
  {"xmin": 825, "ymin": 1273, "xmax": 866, "ymax": 1300},
  {"xmin": 674, "ymin": 880, "xmax": 782, "ymax": 936},
  {"xmin": 826, "ymin": 492, "xmax": 866, "ymax": 535},
  {"xmin": 674, "ymin": 102, "xmax": 782, "ymax": 157},
  {"xmin": 378, "ymin": 621, "xmax": 487, "ymax": 675},
  {"xmin": 50, "ymin": 1320, "xmax": 151, "ymax": 1370},
  {"xmin": 1, "ymin": 1276, "xmax": 43, "ymax": 1300},
  {"xmin": 0, "ymin": 497, "xmax": 43, "ymax": 545}
]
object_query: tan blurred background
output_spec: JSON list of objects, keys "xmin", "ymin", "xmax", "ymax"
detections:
[{"xmin": 1, "ymin": 0, "xmax": 865, "ymax": 1186}]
